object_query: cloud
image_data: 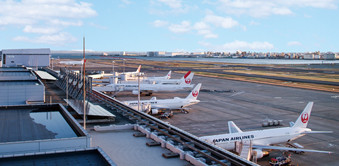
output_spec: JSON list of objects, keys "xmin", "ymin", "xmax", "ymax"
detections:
[
  {"xmin": 153, "ymin": 13, "xmax": 241, "ymax": 38},
  {"xmin": 203, "ymin": 14, "xmax": 239, "ymax": 28},
  {"xmin": 0, "ymin": 0, "xmax": 96, "ymax": 45},
  {"xmin": 89, "ymin": 22, "xmax": 108, "ymax": 30},
  {"xmin": 23, "ymin": 25, "xmax": 60, "ymax": 34},
  {"xmin": 0, "ymin": 0, "xmax": 97, "ymax": 24},
  {"xmin": 121, "ymin": 0, "xmax": 132, "ymax": 5},
  {"xmin": 249, "ymin": 21, "xmax": 260, "ymax": 26},
  {"xmin": 49, "ymin": 19, "xmax": 83, "ymax": 27},
  {"xmin": 158, "ymin": 0, "xmax": 182, "ymax": 9},
  {"xmin": 287, "ymin": 41, "xmax": 302, "ymax": 46},
  {"xmin": 217, "ymin": 0, "xmax": 337, "ymax": 17},
  {"xmin": 153, "ymin": 20, "xmax": 169, "ymax": 27},
  {"xmin": 222, "ymin": 40, "xmax": 274, "ymax": 50},
  {"xmin": 193, "ymin": 22, "xmax": 218, "ymax": 38},
  {"xmin": 149, "ymin": 0, "xmax": 194, "ymax": 15},
  {"xmin": 168, "ymin": 21, "xmax": 191, "ymax": 33},
  {"xmin": 194, "ymin": 13, "xmax": 240, "ymax": 38},
  {"xmin": 13, "ymin": 32, "xmax": 77, "ymax": 45},
  {"xmin": 281, "ymin": 0, "xmax": 337, "ymax": 9},
  {"xmin": 199, "ymin": 40, "xmax": 274, "ymax": 52}
]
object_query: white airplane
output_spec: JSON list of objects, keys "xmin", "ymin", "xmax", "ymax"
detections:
[
  {"xmin": 121, "ymin": 71, "xmax": 194, "ymax": 85},
  {"xmin": 88, "ymin": 71, "xmax": 105, "ymax": 79},
  {"xmin": 152, "ymin": 71, "xmax": 194, "ymax": 85},
  {"xmin": 121, "ymin": 70, "xmax": 172, "ymax": 82},
  {"xmin": 123, "ymin": 83, "xmax": 202, "ymax": 114},
  {"xmin": 93, "ymin": 73, "xmax": 195, "ymax": 95},
  {"xmin": 200, "ymin": 102, "xmax": 332, "ymax": 159},
  {"xmin": 147, "ymin": 70, "xmax": 171, "ymax": 80},
  {"xmin": 88, "ymin": 65, "xmax": 143, "ymax": 79},
  {"xmin": 119, "ymin": 65, "xmax": 143, "ymax": 77},
  {"xmin": 59, "ymin": 60, "xmax": 83, "ymax": 65}
]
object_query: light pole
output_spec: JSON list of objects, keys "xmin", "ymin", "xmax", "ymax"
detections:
[
  {"xmin": 137, "ymin": 73, "xmax": 141, "ymax": 112},
  {"xmin": 51, "ymin": 58, "xmax": 53, "ymax": 70},
  {"xmin": 83, "ymin": 37, "xmax": 87, "ymax": 130},
  {"xmin": 123, "ymin": 59, "xmax": 126, "ymax": 73},
  {"xmin": 112, "ymin": 61, "xmax": 115, "ymax": 74},
  {"xmin": 66, "ymin": 69, "xmax": 68, "ymax": 106}
]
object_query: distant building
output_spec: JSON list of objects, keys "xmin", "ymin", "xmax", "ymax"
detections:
[
  {"xmin": 147, "ymin": 51, "xmax": 173, "ymax": 57},
  {"xmin": 1, "ymin": 48, "xmax": 50, "ymax": 67},
  {"xmin": 147, "ymin": 51, "xmax": 191, "ymax": 57},
  {"xmin": 322, "ymin": 52, "xmax": 336, "ymax": 60},
  {"xmin": 122, "ymin": 51, "xmax": 146, "ymax": 56},
  {"xmin": 303, "ymin": 53, "xmax": 314, "ymax": 59}
]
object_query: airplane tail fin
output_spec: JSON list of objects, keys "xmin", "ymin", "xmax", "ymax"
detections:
[
  {"xmin": 185, "ymin": 83, "xmax": 201, "ymax": 100},
  {"xmin": 228, "ymin": 121, "xmax": 243, "ymax": 133},
  {"xmin": 181, "ymin": 71, "xmax": 194, "ymax": 85},
  {"xmin": 166, "ymin": 71, "xmax": 171, "ymax": 79},
  {"xmin": 293, "ymin": 102, "xmax": 313, "ymax": 128},
  {"xmin": 136, "ymin": 65, "xmax": 141, "ymax": 72},
  {"xmin": 181, "ymin": 71, "xmax": 191, "ymax": 80}
]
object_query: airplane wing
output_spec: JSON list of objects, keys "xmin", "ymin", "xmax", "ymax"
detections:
[
  {"xmin": 301, "ymin": 131, "xmax": 333, "ymax": 134},
  {"xmin": 252, "ymin": 145, "xmax": 332, "ymax": 154},
  {"xmin": 152, "ymin": 104, "xmax": 171, "ymax": 109}
]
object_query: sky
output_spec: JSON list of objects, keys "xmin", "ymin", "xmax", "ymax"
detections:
[{"xmin": 0, "ymin": 0, "xmax": 338, "ymax": 52}]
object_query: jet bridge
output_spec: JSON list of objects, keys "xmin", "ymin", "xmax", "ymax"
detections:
[{"xmin": 55, "ymin": 67, "xmax": 92, "ymax": 100}]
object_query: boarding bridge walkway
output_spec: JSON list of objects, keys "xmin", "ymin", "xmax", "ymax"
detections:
[{"xmin": 54, "ymin": 68, "xmax": 92, "ymax": 100}]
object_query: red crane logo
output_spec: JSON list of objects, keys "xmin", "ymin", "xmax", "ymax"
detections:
[
  {"xmin": 192, "ymin": 90, "xmax": 199, "ymax": 97},
  {"xmin": 301, "ymin": 113, "xmax": 309, "ymax": 123},
  {"xmin": 185, "ymin": 78, "xmax": 191, "ymax": 84}
]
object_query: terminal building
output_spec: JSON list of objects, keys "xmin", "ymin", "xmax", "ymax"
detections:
[
  {"xmin": 0, "ymin": 48, "xmax": 50, "ymax": 67},
  {"xmin": 0, "ymin": 104, "xmax": 90, "ymax": 155},
  {"xmin": 0, "ymin": 52, "xmax": 116, "ymax": 165},
  {"xmin": 0, "ymin": 67, "xmax": 45, "ymax": 105}
]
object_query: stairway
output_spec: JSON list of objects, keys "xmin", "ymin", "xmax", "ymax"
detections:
[{"xmin": 239, "ymin": 140, "xmax": 252, "ymax": 161}]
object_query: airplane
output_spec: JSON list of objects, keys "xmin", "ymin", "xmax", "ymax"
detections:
[
  {"xmin": 119, "ymin": 65, "xmax": 143, "ymax": 77},
  {"xmin": 120, "ymin": 70, "xmax": 171, "ymax": 82},
  {"xmin": 88, "ymin": 71, "xmax": 105, "ymax": 79},
  {"xmin": 59, "ymin": 60, "xmax": 83, "ymax": 65},
  {"xmin": 200, "ymin": 102, "xmax": 332, "ymax": 159},
  {"xmin": 146, "ymin": 70, "xmax": 171, "ymax": 80},
  {"xmin": 123, "ymin": 83, "xmax": 202, "ymax": 114},
  {"xmin": 88, "ymin": 65, "xmax": 143, "ymax": 79},
  {"xmin": 152, "ymin": 71, "xmax": 193, "ymax": 85},
  {"xmin": 121, "ymin": 71, "xmax": 193, "ymax": 85},
  {"xmin": 93, "ymin": 73, "xmax": 195, "ymax": 95}
]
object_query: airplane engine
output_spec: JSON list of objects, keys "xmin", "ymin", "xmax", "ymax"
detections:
[
  {"xmin": 151, "ymin": 109, "xmax": 159, "ymax": 115},
  {"xmin": 252, "ymin": 149, "xmax": 269, "ymax": 159}
]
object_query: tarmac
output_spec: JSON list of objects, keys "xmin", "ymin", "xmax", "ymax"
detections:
[{"xmin": 116, "ymin": 71, "xmax": 339, "ymax": 166}]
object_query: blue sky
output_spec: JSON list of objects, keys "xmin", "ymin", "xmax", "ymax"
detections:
[{"xmin": 0, "ymin": 0, "xmax": 338, "ymax": 52}]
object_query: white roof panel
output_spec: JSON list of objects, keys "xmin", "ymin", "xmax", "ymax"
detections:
[
  {"xmin": 65, "ymin": 99, "xmax": 115, "ymax": 117},
  {"xmin": 34, "ymin": 70, "xmax": 57, "ymax": 80},
  {"xmin": 2, "ymin": 48, "xmax": 50, "ymax": 55}
]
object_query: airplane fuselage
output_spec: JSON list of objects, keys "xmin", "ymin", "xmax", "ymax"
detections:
[
  {"xmin": 125, "ymin": 98, "xmax": 200, "ymax": 109},
  {"xmin": 200, "ymin": 127, "xmax": 310, "ymax": 150},
  {"xmin": 94, "ymin": 83, "xmax": 194, "ymax": 92}
]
